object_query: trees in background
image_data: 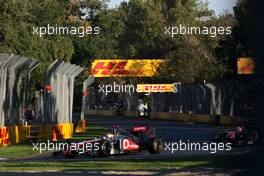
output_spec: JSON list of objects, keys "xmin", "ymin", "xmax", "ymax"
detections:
[
  {"xmin": 214, "ymin": 0, "xmax": 257, "ymax": 76},
  {"xmin": 1, "ymin": 0, "xmax": 253, "ymax": 85},
  {"xmin": 114, "ymin": 0, "xmax": 234, "ymax": 83},
  {"xmin": 0, "ymin": 0, "xmax": 74, "ymax": 65},
  {"xmin": 233, "ymin": 0, "xmax": 256, "ymax": 57}
]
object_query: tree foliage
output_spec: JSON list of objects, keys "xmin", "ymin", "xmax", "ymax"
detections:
[{"xmin": 0, "ymin": 0, "xmax": 241, "ymax": 85}]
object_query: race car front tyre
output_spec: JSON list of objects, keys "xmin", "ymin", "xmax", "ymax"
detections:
[
  {"xmin": 147, "ymin": 137, "xmax": 162, "ymax": 154},
  {"xmin": 99, "ymin": 140, "xmax": 111, "ymax": 157}
]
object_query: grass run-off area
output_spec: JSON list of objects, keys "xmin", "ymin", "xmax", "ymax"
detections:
[
  {"xmin": 0, "ymin": 123, "xmax": 106, "ymax": 160},
  {"xmin": 0, "ymin": 155, "xmax": 255, "ymax": 172},
  {"xmin": 0, "ymin": 145, "xmax": 40, "ymax": 160},
  {"xmin": 71, "ymin": 123, "xmax": 107, "ymax": 141}
]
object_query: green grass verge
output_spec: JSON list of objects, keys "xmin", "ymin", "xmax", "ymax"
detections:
[
  {"xmin": 0, "ymin": 145, "xmax": 39, "ymax": 159},
  {"xmin": 0, "ymin": 155, "xmax": 251, "ymax": 171},
  {"xmin": 0, "ymin": 123, "xmax": 106, "ymax": 159},
  {"xmin": 72, "ymin": 123, "xmax": 107, "ymax": 141}
]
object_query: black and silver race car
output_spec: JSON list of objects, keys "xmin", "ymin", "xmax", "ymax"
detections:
[{"xmin": 53, "ymin": 126, "xmax": 163, "ymax": 158}]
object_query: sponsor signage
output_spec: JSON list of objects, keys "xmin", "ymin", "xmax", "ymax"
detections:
[
  {"xmin": 136, "ymin": 84, "xmax": 176, "ymax": 93},
  {"xmin": 122, "ymin": 139, "xmax": 139, "ymax": 150},
  {"xmin": 237, "ymin": 58, "xmax": 256, "ymax": 75},
  {"xmin": 91, "ymin": 59, "xmax": 165, "ymax": 77}
]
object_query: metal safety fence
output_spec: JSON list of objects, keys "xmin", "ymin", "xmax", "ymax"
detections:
[
  {"xmin": 0, "ymin": 54, "xmax": 87, "ymax": 145},
  {"xmin": 83, "ymin": 79, "xmax": 262, "ymax": 118},
  {"xmin": 0, "ymin": 53, "xmax": 40, "ymax": 126},
  {"xmin": 150, "ymin": 80, "xmax": 261, "ymax": 117},
  {"xmin": 43, "ymin": 60, "xmax": 83, "ymax": 123}
]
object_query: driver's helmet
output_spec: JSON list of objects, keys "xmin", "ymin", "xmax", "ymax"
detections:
[
  {"xmin": 105, "ymin": 128, "xmax": 117, "ymax": 139},
  {"xmin": 112, "ymin": 128, "xmax": 119, "ymax": 136},
  {"xmin": 237, "ymin": 126, "xmax": 243, "ymax": 132},
  {"xmin": 106, "ymin": 133, "xmax": 114, "ymax": 139}
]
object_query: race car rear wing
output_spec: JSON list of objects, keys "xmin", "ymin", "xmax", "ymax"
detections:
[{"xmin": 132, "ymin": 126, "xmax": 156, "ymax": 137}]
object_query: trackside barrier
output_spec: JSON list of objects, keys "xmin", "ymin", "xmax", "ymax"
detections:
[
  {"xmin": 121, "ymin": 111, "xmax": 138, "ymax": 117},
  {"xmin": 75, "ymin": 120, "xmax": 86, "ymax": 133},
  {"xmin": 8, "ymin": 125, "xmax": 26, "ymax": 144},
  {"xmin": 90, "ymin": 110, "xmax": 115, "ymax": 116},
  {"xmin": 220, "ymin": 116, "xmax": 240, "ymax": 125},
  {"xmin": 46, "ymin": 123, "xmax": 73, "ymax": 141},
  {"xmin": 86, "ymin": 110, "xmax": 241, "ymax": 125},
  {"xmin": 56, "ymin": 123, "xmax": 73, "ymax": 140},
  {"xmin": 80, "ymin": 76, "xmax": 95, "ymax": 133},
  {"xmin": 191, "ymin": 114, "xmax": 213, "ymax": 123},
  {"xmin": 0, "ymin": 127, "xmax": 9, "ymax": 146},
  {"xmin": 24, "ymin": 125, "xmax": 46, "ymax": 142},
  {"xmin": 85, "ymin": 110, "xmax": 97, "ymax": 115},
  {"xmin": 0, "ymin": 123, "xmax": 73, "ymax": 146},
  {"xmin": 0, "ymin": 53, "xmax": 40, "ymax": 127},
  {"xmin": 3, "ymin": 125, "xmax": 44, "ymax": 144},
  {"xmin": 43, "ymin": 60, "xmax": 83, "ymax": 123}
]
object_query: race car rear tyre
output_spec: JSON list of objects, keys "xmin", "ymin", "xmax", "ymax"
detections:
[
  {"xmin": 99, "ymin": 140, "xmax": 111, "ymax": 157},
  {"xmin": 147, "ymin": 137, "xmax": 162, "ymax": 154},
  {"xmin": 65, "ymin": 150, "xmax": 78, "ymax": 158},
  {"xmin": 248, "ymin": 133, "xmax": 257, "ymax": 145},
  {"xmin": 52, "ymin": 151, "xmax": 61, "ymax": 156}
]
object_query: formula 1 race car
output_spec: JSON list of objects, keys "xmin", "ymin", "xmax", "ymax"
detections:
[
  {"xmin": 53, "ymin": 126, "xmax": 163, "ymax": 158},
  {"xmin": 213, "ymin": 129, "xmax": 258, "ymax": 146}
]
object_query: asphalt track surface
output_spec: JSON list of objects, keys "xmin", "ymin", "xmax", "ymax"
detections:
[
  {"xmin": 28, "ymin": 115, "xmax": 252, "ymax": 162},
  {"xmin": 83, "ymin": 115, "xmax": 251, "ymax": 158}
]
